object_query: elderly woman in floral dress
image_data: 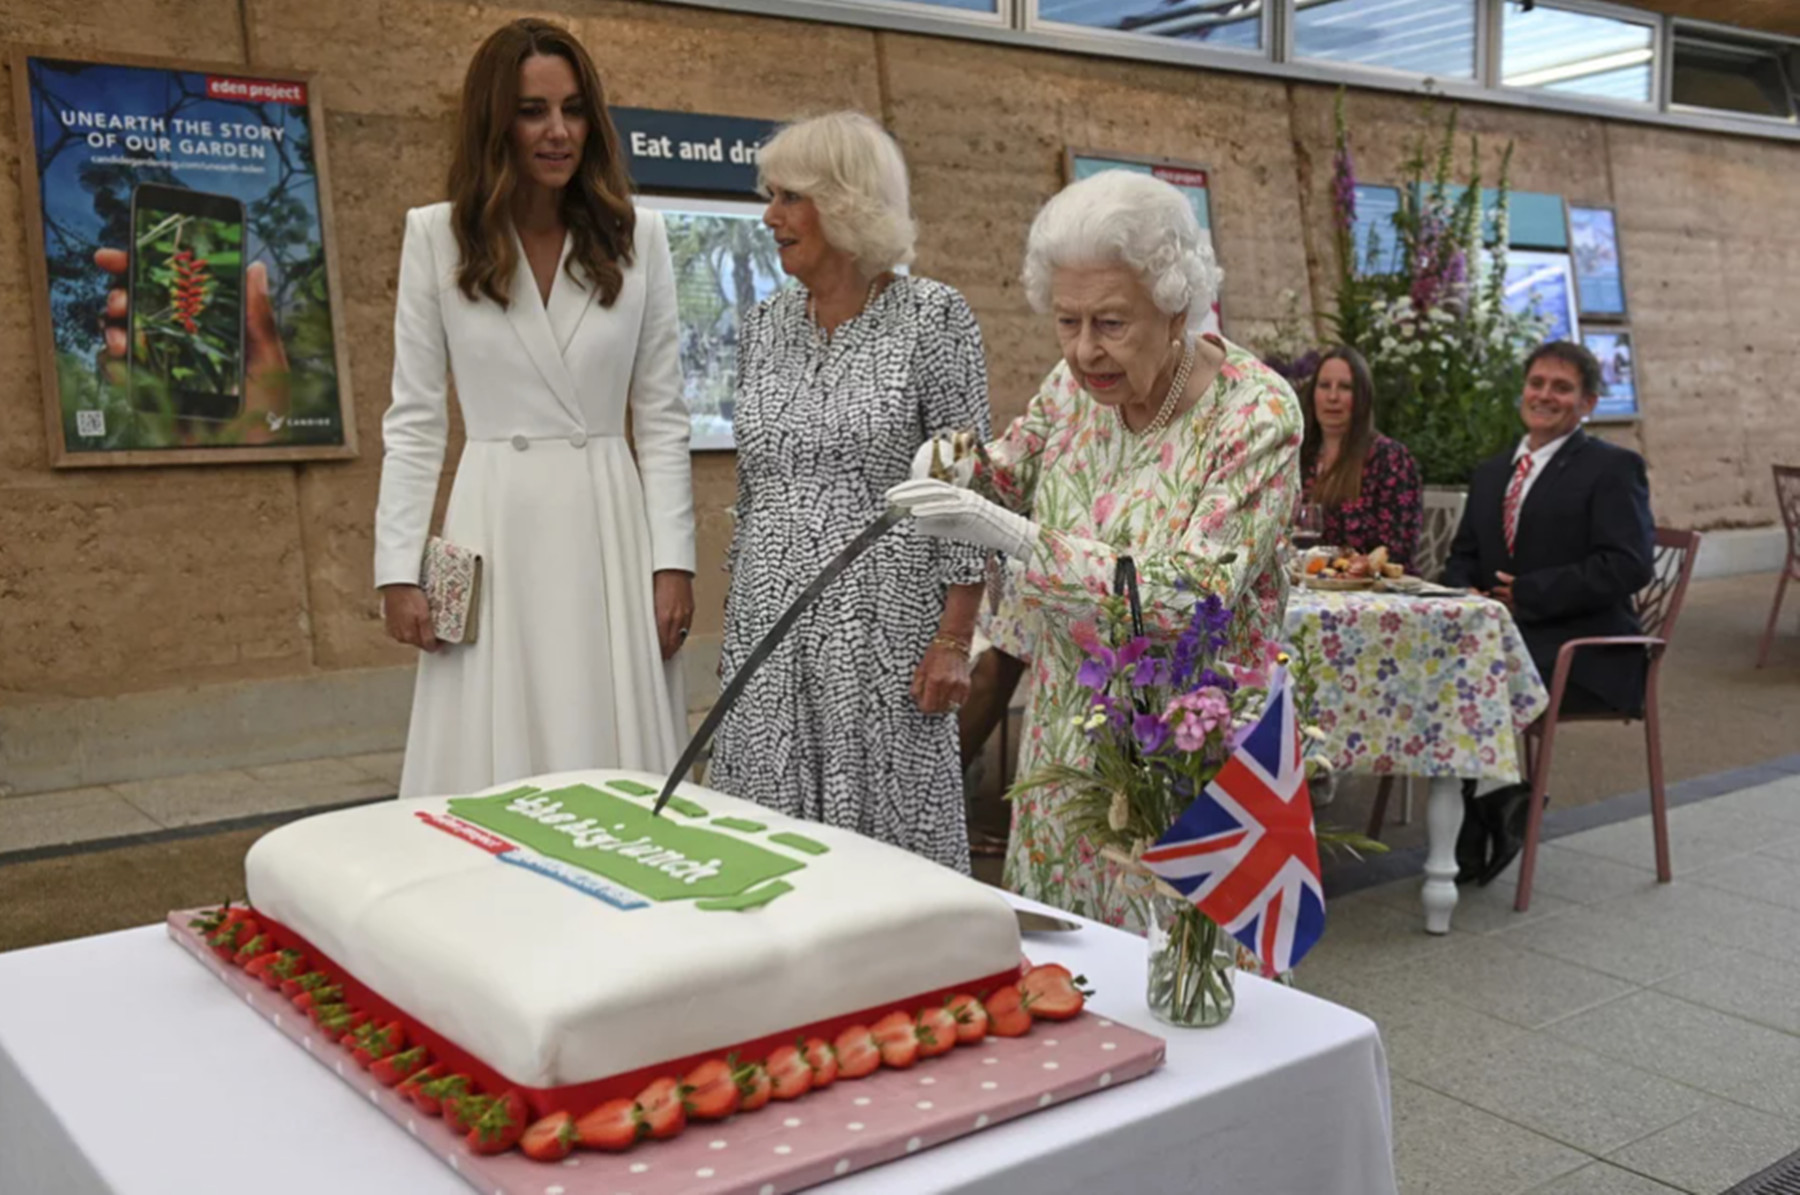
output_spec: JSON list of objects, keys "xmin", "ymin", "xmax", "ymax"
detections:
[{"xmin": 889, "ymin": 170, "xmax": 1303, "ymax": 931}]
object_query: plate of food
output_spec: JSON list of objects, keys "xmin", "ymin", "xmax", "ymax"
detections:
[{"xmin": 1301, "ymin": 545, "xmax": 1406, "ymax": 590}]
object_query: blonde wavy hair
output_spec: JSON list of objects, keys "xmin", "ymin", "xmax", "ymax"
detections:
[{"xmin": 757, "ymin": 112, "xmax": 916, "ymax": 275}]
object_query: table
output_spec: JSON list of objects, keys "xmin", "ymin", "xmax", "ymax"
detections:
[
  {"xmin": 1285, "ymin": 588, "xmax": 1549, "ymax": 933},
  {"xmin": 0, "ymin": 896, "xmax": 1398, "ymax": 1195}
]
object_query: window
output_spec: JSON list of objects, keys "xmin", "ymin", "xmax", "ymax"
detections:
[
  {"xmin": 901, "ymin": 0, "xmax": 998, "ymax": 9},
  {"xmin": 1502, "ymin": 2, "xmax": 1654, "ymax": 104},
  {"xmin": 1671, "ymin": 26, "xmax": 1799, "ymax": 121},
  {"xmin": 1292, "ymin": 0, "xmax": 1477, "ymax": 80},
  {"xmin": 1035, "ymin": 0, "xmax": 1265, "ymax": 53}
]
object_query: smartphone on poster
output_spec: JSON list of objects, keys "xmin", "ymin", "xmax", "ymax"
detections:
[{"xmin": 127, "ymin": 182, "xmax": 246, "ymax": 423}]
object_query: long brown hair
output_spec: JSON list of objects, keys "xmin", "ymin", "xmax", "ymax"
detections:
[
  {"xmin": 1300, "ymin": 346, "xmax": 1377, "ymax": 506},
  {"xmin": 448, "ymin": 19, "xmax": 635, "ymax": 308}
]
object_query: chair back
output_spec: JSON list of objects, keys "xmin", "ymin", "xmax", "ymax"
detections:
[
  {"xmin": 1416, "ymin": 488, "xmax": 1468, "ymax": 583},
  {"xmin": 1775, "ymin": 466, "xmax": 1800, "ymax": 561},
  {"xmin": 1636, "ymin": 527, "xmax": 1702, "ymax": 643}
]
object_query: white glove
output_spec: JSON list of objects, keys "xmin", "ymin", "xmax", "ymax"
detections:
[
  {"xmin": 886, "ymin": 478, "xmax": 1038, "ymax": 563},
  {"xmin": 909, "ymin": 433, "xmax": 976, "ymax": 485}
]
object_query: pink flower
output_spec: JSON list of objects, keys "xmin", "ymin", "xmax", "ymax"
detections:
[
  {"xmin": 1092, "ymin": 493, "xmax": 1117, "ymax": 526},
  {"xmin": 1160, "ymin": 441, "xmax": 1175, "ymax": 470},
  {"xmin": 1164, "ymin": 686, "xmax": 1231, "ymax": 751}
]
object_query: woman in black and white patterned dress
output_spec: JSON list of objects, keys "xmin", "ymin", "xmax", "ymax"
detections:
[{"xmin": 708, "ymin": 112, "xmax": 990, "ymax": 873}]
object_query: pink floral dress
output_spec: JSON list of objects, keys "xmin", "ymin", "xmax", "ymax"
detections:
[{"xmin": 983, "ymin": 337, "xmax": 1303, "ymax": 932}]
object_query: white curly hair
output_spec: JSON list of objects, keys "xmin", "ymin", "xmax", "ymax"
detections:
[
  {"xmin": 757, "ymin": 111, "xmax": 916, "ymax": 275},
  {"xmin": 1021, "ymin": 170, "xmax": 1224, "ymax": 333}
]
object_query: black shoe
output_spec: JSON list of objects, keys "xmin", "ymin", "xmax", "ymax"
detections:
[
  {"xmin": 1455, "ymin": 784, "xmax": 1489, "ymax": 885},
  {"xmin": 1476, "ymin": 785, "xmax": 1540, "ymax": 888}
]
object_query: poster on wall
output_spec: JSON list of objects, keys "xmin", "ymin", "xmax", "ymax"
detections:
[
  {"xmin": 1500, "ymin": 250, "xmax": 1581, "ymax": 344},
  {"xmin": 1064, "ymin": 149, "xmax": 1223, "ymax": 336},
  {"xmin": 1569, "ymin": 206, "xmax": 1627, "ymax": 320},
  {"xmin": 1583, "ymin": 328, "xmax": 1639, "ymax": 422},
  {"xmin": 13, "ymin": 51, "xmax": 354, "ymax": 467},
  {"xmin": 637, "ymin": 194, "xmax": 787, "ymax": 452}
]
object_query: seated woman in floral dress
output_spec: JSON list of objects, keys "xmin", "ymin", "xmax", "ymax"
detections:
[
  {"xmin": 1299, "ymin": 346, "xmax": 1423, "ymax": 567},
  {"xmin": 888, "ymin": 170, "xmax": 1303, "ymax": 932}
]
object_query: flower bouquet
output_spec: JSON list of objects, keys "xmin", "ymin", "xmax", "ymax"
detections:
[{"xmin": 1010, "ymin": 578, "xmax": 1379, "ymax": 1028}]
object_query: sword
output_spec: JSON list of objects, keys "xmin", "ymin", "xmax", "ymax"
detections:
[{"xmin": 652, "ymin": 506, "xmax": 910, "ymax": 817}]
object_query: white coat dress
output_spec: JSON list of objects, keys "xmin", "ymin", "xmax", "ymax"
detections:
[{"xmin": 374, "ymin": 202, "xmax": 694, "ymax": 798}]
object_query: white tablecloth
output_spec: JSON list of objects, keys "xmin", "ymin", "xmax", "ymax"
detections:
[{"xmin": 0, "ymin": 896, "xmax": 1397, "ymax": 1195}]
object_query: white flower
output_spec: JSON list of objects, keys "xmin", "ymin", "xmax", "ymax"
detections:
[{"xmin": 1381, "ymin": 336, "xmax": 1398, "ymax": 352}]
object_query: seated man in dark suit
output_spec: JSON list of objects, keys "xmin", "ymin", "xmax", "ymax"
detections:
[{"xmin": 1444, "ymin": 340, "xmax": 1656, "ymax": 884}]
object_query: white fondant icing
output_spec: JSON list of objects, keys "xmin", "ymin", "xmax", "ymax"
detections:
[{"xmin": 245, "ymin": 769, "xmax": 1020, "ymax": 1089}]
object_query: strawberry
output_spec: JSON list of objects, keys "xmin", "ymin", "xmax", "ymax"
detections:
[
  {"xmin": 243, "ymin": 951, "xmax": 282, "ymax": 983},
  {"xmin": 396, "ymin": 1063, "xmax": 444, "ymax": 1105},
  {"xmin": 282, "ymin": 971, "xmax": 330, "ymax": 1000},
  {"xmin": 985, "ymin": 985, "xmax": 1032, "ymax": 1037},
  {"xmin": 187, "ymin": 906, "xmax": 231, "ymax": 936},
  {"xmin": 574, "ymin": 1097, "xmax": 641, "ymax": 1152},
  {"xmin": 916, "ymin": 1006, "xmax": 958, "ymax": 1058},
  {"xmin": 873, "ymin": 1011, "xmax": 919, "ymax": 1069},
  {"xmin": 802, "ymin": 1037, "xmax": 838, "ymax": 1089},
  {"xmin": 351, "ymin": 1020, "xmax": 406, "ymax": 1067},
  {"xmin": 833, "ymin": 1025, "xmax": 881, "ymax": 1079},
  {"xmin": 233, "ymin": 933, "xmax": 273, "ymax": 966},
  {"xmin": 298, "ymin": 983, "xmax": 343, "ymax": 1012},
  {"xmin": 371, "ymin": 1045, "xmax": 431, "ymax": 1087},
  {"xmin": 635, "ymin": 1077, "xmax": 686, "ymax": 1140},
  {"xmin": 468, "ymin": 1089, "xmax": 529, "ymax": 1155},
  {"xmin": 444, "ymin": 1092, "xmax": 495, "ymax": 1135},
  {"xmin": 265, "ymin": 951, "xmax": 308, "ymax": 989},
  {"xmin": 412, "ymin": 1073, "xmax": 470, "ymax": 1118},
  {"xmin": 521, "ymin": 1111, "xmax": 578, "ymax": 1162},
  {"xmin": 766, "ymin": 1044, "xmax": 813, "ymax": 1100},
  {"xmin": 681, "ymin": 1058, "xmax": 740, "ymax": 1121},
  {"xmin": 947, "ymin": 993, "xmax": 989, "ymax": 1044},
  {"xmin": 733, "ymin": 1058, "xmax": 772, "ymax": 1112},
  {"xmin": 1019, "ymin": 964, "xmax": 1094, "ymax": 1021},
  {"xmin": 208, "ymin": 919, "xmax": 258, "ymax": 960}
]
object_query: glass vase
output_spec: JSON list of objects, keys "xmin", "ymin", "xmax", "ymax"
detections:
[{"xmin": 1145, "ymin": 892, "xmax": 1236, "ymax": 1027}]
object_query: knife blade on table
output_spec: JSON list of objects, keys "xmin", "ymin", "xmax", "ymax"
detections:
[
  {"xmin": 1014, "ymin": 909, "xmax": 1083, "ymax": 934},
  {"xmin": 653, "ymin": 506, "xmax": 911, "ymax": 818}
]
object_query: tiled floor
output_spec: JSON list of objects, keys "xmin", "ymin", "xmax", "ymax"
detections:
[
  {"xmin": 1302, "ymin": 772, "xmax": 1800, "ymax": 1194},
  {"xmin": 0, "ymin": 752, "xmax": 402, "ymax": 855}
]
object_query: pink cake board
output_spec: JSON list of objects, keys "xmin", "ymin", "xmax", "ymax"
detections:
[{"xmin": 169, "ymin": 911, "xmax": 1166, "ymax": 1194}]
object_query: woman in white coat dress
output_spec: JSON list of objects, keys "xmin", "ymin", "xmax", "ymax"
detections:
[{"xmin": 374, "ymin": 19, "xmax": 695, "ymax": 798}]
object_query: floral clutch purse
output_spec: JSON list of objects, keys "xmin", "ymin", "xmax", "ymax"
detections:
[{"xmin": 421, "ymin": 536, "xmax": 483, "ymax": 645}]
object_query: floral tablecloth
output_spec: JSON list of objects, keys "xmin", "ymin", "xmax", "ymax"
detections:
[{"xmin": 1286, "ymin": 589, "xmax": 1549, "ymax": 783}]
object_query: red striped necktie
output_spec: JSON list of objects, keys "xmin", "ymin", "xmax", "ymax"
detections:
[{"xmin": 1503, "ymin": 454, "xmax": 1534, "ymax": 554}]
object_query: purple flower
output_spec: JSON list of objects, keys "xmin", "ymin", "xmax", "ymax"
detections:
[
  {"xmin": 1076, "ymin": 657, "xmax": 1112, "ymax": 691},
  {"xmin": 1196, "ymin": 667, "xmax": 1238, "ymax": 694},
  {"xmin": 1133, "ymin": 713, "xmax": 1170, "ymax": 755},
  {"xmin": 1130, "ymin": 656, "xmax": 1164, "ymax": 687}
]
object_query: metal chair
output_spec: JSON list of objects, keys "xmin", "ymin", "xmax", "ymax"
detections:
[
  {"xmin": 1513, "ymin": 527, "xmax": 1703, "ymax": 911},
  {"xmin": 1755, "ymin": 465, "xmax": 1800, "ymax": 668}
]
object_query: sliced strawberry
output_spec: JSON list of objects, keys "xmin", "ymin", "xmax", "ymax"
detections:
[
  {"xmin": 986, "ymin": 985, "xmax": 1033, "ymax": 1036},
  {"xmin": 521, "ymin": 1111, "xmax": 578, "ymax": 1162},
  {"xmin": 734, "ymin": 1059, "xmax": 772, "ymax": 1112},
  {"xmin": 766, "ymin": 1044, "xmax": 813, "ymax": 1100},
  {"xmin": 575, "ymin": 1097, "xmax": 641, "ymax": 1152},
  {"xmin": 397, "ymin": 1063, "xmax": 444, "ymax": 1105},
  {"xmin": 242, "ymin": 951, "xmax": 281, "ymax": 981},
  {"xmin": 282, "ymin": 971, "xmax": 329, "ymax": 1000},
  {"xmin": 681, "ymin": 1058, "xmax": 740, "ymax": 1121},
  {"xmin": 445, "ymin": 1093, "xmax": 495, "ymax": 1135},
  {"xmin": 947, "ymin": 993, "xmax": 989, "ymax": 1044},
  {"xmin": 371, "ymin": 1045, "xmax": 431, "ymax": 1087},
  {"xmin": 916, "ymin": 1006, "xmax": 958, "ymax": 1058},
  {"xmin": 266, "ymin": 951, "xmax": 308, "ymax": 989},
  {"xmin": 220, "ymin": 905, "xmax": 256, "ymax": 930},
  {"xmin": 802, "ymin": 1037, "xmax": 839, "ymax": 1088},
  {"xmin": 233, "ymin": 933, "xmax": 273, "ymax": 966},
  {"xmin": 635, "ymin": 1076, "xmax": 685, "ymax": 1140},
  {"xmin": 412, "ymin": 1073, "xmax": 470, "ymax": 1118},
  {"xmin": 873, "ymin": 1011, "xmax": 919, "ymax": 1069},
  {"xmin": 1020, "ymin": 964, "xmax": 1093, "ymax": 1021},
  {"xmin": 468, "ymin": 1090, "xmax": 528, "ymax": 1155},
  {"xmin": 833, "ymin": 1025, "xmax": 881, "ymax": 1079}
]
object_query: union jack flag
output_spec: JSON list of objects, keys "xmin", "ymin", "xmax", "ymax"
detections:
[{"xmin": 1140, "ymin": 669, "xmax": 1325, "ymax": 976}]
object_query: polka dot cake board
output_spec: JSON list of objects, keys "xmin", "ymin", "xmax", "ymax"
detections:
[{"xmin": 169, "ymin": 911, "xmax": 1166, "ymax": 1194}]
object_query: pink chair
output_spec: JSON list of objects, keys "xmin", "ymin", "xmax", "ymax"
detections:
[
  {"xmin": 1513, "ymin": 527, "xmax": 1703, "ymax": 912},
  {"xmin": 1755, "ymin": 465, "xmax": 1800, "ymax": 668}
]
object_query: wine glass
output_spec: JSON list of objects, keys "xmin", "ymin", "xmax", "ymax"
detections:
[{"xmin": 1292, "ymin": 503, "xmax": 1325, "ymax": 554}]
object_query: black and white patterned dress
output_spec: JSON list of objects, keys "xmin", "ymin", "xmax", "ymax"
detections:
[{"xmin": 709, "ymin": 276, "xmax": 990, "ymax": 873}]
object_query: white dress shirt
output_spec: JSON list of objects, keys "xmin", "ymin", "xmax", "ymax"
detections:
[{"xmin": 1509, "ymin": 431, "xmax": 1575, "ymax": 515}]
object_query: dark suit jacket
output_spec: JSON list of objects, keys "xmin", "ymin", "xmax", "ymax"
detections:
[{"xmin": 1444, "ymin": 431, "xmax": 1656, "ymax": 714}]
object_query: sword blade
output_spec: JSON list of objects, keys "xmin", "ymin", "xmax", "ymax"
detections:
[{"xmin": 652, "ymin": 507, "xmax": 909, "ymax": 816}]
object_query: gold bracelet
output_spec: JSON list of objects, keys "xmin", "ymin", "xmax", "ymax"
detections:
[{"xmin": 930, "ymin": 633, "xmax": 971, "ymax": 654}]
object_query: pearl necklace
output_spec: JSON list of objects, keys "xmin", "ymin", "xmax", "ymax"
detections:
[
  {"xmin": 1129, "ymin": 336, "xmax": 1195, "ymax": 439},
  {"xmin": 808, "ymin": 276, "xmax": 884, "ymax": 347}
]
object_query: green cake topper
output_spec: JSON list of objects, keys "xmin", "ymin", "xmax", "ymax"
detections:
[{"xmin": 447, "ymin": 784, "xmax": 805, "ymax": 906}]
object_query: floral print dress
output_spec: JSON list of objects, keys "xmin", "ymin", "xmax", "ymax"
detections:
[
  {"xmin": 1306, "ymin": 433, "xmax": 1424, "ymax": 567},
  {"xmin": 983, "ymin": 337, "xmax": 1303, "ymax": 932}
]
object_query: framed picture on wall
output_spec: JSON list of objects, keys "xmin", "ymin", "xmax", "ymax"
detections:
[
  {"xmin": 635, "ymin": 193, "xmax": 789, "ymax": 452},
  {"xmin": 1569, "ymin": 206, "xmax": 1628, "ymax": 320},
  {"xmin": 1583, "ymin": 328, "xmax": 1640, "ymax": 422},
  {"xmin": 12, "ymin": 50, "xmax": 355, "ymax": 467},
  {"xmin": 1501, "ymin": 250, "xmax": 1581, "ymax": 344},
  {"xmin": 1063, "ymin": 148, "xmax": 1223, "ymax": 335}
]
